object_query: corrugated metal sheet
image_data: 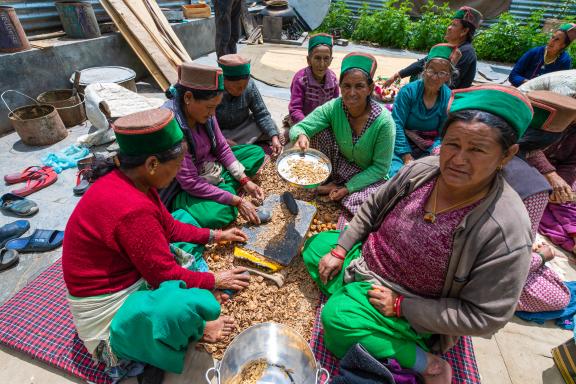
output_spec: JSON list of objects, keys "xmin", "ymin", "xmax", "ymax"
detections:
[
  {"xmin": 342, "ymin": 0, "xmax": 576, "ymax": 23},
  {"xmin": 4, "ymin": 0, "xmax": 190, "ymax": 35},
  {"xmin": 509, "ymin": 0, "xmax": 576, "ymax": 21}
]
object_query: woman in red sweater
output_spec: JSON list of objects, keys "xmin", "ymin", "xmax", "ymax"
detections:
[{"xmin": 63, "ymin": 108, "xmax": 250, "ymax": 382}]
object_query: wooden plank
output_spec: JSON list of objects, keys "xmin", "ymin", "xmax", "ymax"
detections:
[
  {"xmin": 100, "ymin": 0, "xmax": 166, "ymax": 86},
  {"xmin": 101, "ymin": 0, "xmax": 169, "ymax": 89},
  {"xmin": 100, "ymin": 0, "xmax": 193, "ymax": 90}
]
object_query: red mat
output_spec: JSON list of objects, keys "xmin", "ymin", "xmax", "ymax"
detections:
[
  {"xmin": 0, "ymin": 259, "xmax": 111, "ymax": 384},
  {"xmin": 310, "ymin": 295, "xmax": 482, "ymax": 384}
]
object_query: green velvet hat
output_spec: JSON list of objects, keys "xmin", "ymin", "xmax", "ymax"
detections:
[
  {"xmin": 447, "ymin": 85, "xmax": 534, "ymax": 137},
  {"xmin": 178, "ymin": 62, "xmax": 224, "ymax": 91},
  {"xmin": 341, "ymin": 52, "xmax": 377, "ymax": 78},
  {"xmin": 308, "ymin": 33, "xmax": 333, "ymax": 53},
  {"xmin": 427, "ymin": 43, "xmax": 462, "ymax": 64},
  {"xmin": 217, "ymin": 54, "xmax": 251, "ymax": 77},
  {"xmin": 559, "ymin": 23, "xmax": 576, "ymax": 43},
  {"xmin": 113, "ymin": 108, "xmax": 184, "ymax": 156},
  {"xmin": 453, "ymin": 6, "xmax": 483, "ymax": 29}
]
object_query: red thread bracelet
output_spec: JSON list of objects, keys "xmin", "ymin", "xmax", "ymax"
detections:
[
  {"xmin": 240, "ymin": 176, "xmax": 251, "ymax": 186},
  {"xmin": 330, "ymin": 249, "xmax": 345, "ymax": 260},
  {"xmin": 394, "ymin": 295, "xmax": 404, "ymax": 317}
]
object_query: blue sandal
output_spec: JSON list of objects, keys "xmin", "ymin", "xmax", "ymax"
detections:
[
  {"xmin": 0, "ymin": 220, "xmax": 30, "ymax": 248},
  {"xmin": 5, "ymin": 229, "xmax": 64, "ymax": 253}
]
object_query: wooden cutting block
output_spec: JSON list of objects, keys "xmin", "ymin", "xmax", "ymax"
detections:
[{"xmin": 236, "ymin": 194, "xmax": 316, "ymax": 268}]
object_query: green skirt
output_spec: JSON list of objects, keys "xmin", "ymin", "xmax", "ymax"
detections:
[
  {"xmin": 172, "ymin": 144, "xmax": 266, "ymax": 229},
  {"xmin": 302, "ymin": 231, "xmax": 429, "ymax": 368}
]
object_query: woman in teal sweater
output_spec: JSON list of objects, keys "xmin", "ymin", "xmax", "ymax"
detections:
[
  {"xmin": 389, "ymin": 44, "xmax": 461, "ymax": 177},
  {"xmin": 290, "ymin": 52, "xmax": 396, "ymax": 216}
]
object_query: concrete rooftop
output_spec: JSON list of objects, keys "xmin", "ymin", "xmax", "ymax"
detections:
[{"xmin": 0, "ymin": 46, "xmax": 572, "ymax": 384}]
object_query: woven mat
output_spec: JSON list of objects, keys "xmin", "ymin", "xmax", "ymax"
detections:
[
  {"xmin": 239, "ymin": 44, "xmax": 417, "ymax": 88},
  {"xmin": 310, "ymin": 295, "xmax": 482, "ymax": 384},
  {"xmin": 0, "ymin": 259, "xmax": 111, "ymax": 384}
]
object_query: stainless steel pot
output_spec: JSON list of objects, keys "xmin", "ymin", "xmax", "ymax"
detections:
[{"xmin": 205, "ymin": 322, "xmax": 329, "ymax": 384}]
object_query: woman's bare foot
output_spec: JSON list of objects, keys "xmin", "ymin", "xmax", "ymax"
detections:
[
  {"xmin": 422, "ymin": 354, "xmax": 452, "ymax": 384},
  {"xmin": 533, "ymin": 242, "xmax": 555, "ymax": 262},
  {"xmin": 317, "ymin": 182, "xmax": 338, "ymax": 195},
  {"xmin": 212, "ymin": 290, "xmax": 230, "ymax": 304},
  {"xmin": 201, "ymin": 316, "xmax": 235, "ymax": 343}
]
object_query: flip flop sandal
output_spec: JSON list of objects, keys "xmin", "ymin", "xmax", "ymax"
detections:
[
  {"xmin": 4, "ymin": 166, "xmax": 45, "ymax": 185},
  {"xmin": 77, "ymin": 155, "xmax": 94, "ymax": 171},
  {"xmin": 0, "ymin": 193, "xmax": 39, "ymax": 217},
  {"xmin": 5, "ymin": 229, "xmax": 64, "ymax": 253},
  {"xmin": 0, "ymin": 220, "xmax": 30, "ymax": 248},
  {"xmin": 0, "ymin": 249, "xmax": 19, "ymax": 272},
  {"xmin": 73, "ymin": 168, "xmax": 92, "ymax": 196},
  {"xmin": 11, "ymin": 167, "xmax": 58, "ymax": 197}
]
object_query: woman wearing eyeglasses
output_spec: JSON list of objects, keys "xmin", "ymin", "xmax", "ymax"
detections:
[{"xmin": 388, "ymin": 44, "xmax": 461, "ymax": 177}]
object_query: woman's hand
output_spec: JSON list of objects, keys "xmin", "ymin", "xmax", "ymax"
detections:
[
  {"xmin": 318, "ymin": 246, "xmax": 346, "ymax": 284},
  {"xmin": 214, "ymin": 267, "xmax": 251, "ymax": 290},
  {"xmin": 546, "ymin": 172, "xmax": 573, "ymax": 203},
  {"xmin": 271, "ymin": 135, "xmax": 283, "ymax": 156},
  {"xmin": 296, "ymin": 134, "xmax": 310, "ymax": 151},
  {"xmin": 220, "ymin": 228, "xmax": 248, "ymax": 243},
  {"xmin": 226, "ymin": 138, "xmax": 238, "ymax": 147},
  {"xmin": 368, "ymin": 285, "xmax": 398, "ymax": 317},
  {"xmin": 243, "ymin": 180, "xmax": 265, "ymax": 200},
  {"xmin": 329, "ymin": 186, "xmax": 349, "ymax": 201},
  {"xmin": 533, "ymin": 242, "xmax": 555, "ymax": 262},
  {"xmin": 402, "ymin": 153, "xmax": 414, "ymax": 165},
  {"xmin": 234, "ymin": 196, "xmax": 261, "ymax": 224},
  {"xmin": 383, "ymin": 73, "xmax": 400, "ymax": 88}
]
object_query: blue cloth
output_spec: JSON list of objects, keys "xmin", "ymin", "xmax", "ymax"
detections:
[
  {"xmin": 388, "ymin": 80, "xmax": 450, "ymax": 177},
  {"xmin": 509, "ymin": 46, "xmax": 572, "ymax": 87},
  {"xmin": 41, "ymin": 145, "xmax": 90, "ymax": 173},
  {"xmin": 515, "ymin": 281, "xmax": 576, "ymax": 330}
]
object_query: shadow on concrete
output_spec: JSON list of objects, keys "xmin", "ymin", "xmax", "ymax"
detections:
[{"xmin": 11, "ymin": 139, "xmax": 52, "ymax": 153}]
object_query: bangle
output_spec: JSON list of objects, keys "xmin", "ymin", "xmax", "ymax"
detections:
[
  {"xmin": 394, "ymin": 295, "xmax": 404, "ymax": 318},
  {"xmin": 234, "ymin": 196, "xmax": 244, "ymax": 207},
  {"xmin": 536, "ymin": 251, "xmax": 546, "ymax": 266},
  {"xmin": 209, "ymin": 229, "xmax": 214, "ymax": 242},
  {"xmin": 240, "ymin": 176, "xmax": 251, "ymax": 186},
  {"xmin": 330, "ymin": 249, "xmax": 345, "ymax": 260},
  {"xmin": 215, "ymin": 229, "xmax": 222, "ymax": 243}
]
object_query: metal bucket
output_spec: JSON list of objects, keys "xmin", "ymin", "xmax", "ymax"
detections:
[
  {"xmin": 0, "ymin": 6, "xmax": 30, "ymax": 53},
  {"xmin": 71, "ymin": 66, "xmax": 137, "ymax": 94},
  {"xmin": 2, "ymin": 90, "xmax": 68, "ymax": 146},
  {"xmin": 55, "ymin": 1, "xmax": 101, "ymax": 39},
  {"xmin": 37, "ymin": 90, "xmax": 86, "ymax": 127},
  {"xmin": 206, "ymin": 322, "xmax": 329, "ymax": 384}
]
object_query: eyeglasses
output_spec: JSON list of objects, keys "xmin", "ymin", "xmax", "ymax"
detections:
[{"xmin": 424, "ymin": 69, "xmax": 450, "ymax": 79}]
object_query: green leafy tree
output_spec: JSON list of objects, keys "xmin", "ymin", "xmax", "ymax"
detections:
[
  {"xmin": 408, "ymin": 1, "xmax": 453, "ymax": 51},
  {"xmin": 316, "ymin": 0, "xmax": 355, "ymax": 38}
]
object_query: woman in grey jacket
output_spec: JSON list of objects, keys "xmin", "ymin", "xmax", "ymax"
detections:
[{"xmin": 302, "ymin": 85, "xmax": 534, "ymax": 384}]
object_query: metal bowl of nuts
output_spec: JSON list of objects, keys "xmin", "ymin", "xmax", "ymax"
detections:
[
  {"xmin": 276, "ymin": 148, "xmax": 332, "ymax": 188},
  {"xmin": 205, "ymin": 322, "xmax": 329, "ymax": 384}
]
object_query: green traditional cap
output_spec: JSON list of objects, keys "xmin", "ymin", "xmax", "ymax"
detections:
[
  {"xmin": 427, "ymin": 43, "xmax": 462, "ymax": 64},
  {"xmin": 113, "ymin": 108, "xmax": 184, "ymax": 156},
  {"xmin": 447, "ymin": 85, "xmax": 534, "ymax": 137},
  {"xmin": 341, "ymin": 52, "xmax": 377, "ymax": 78},
  {"xmin": 308, "ymin": 33, "xmax": 333, "ymax": 53},
  {"xmin": 527, "ymin": 91, "xmax": 576, "ymax": 132},
  {"xmin": 559, "ymin": 23, "xmax": 576, "ymax": 43},
  {"xmin": 217, "ymin": 54, "xmax": 251, "ymax": 77},
  {"xmin": 178, "ymin": 62, "xmax": 224, "ymax": 91},
  {"xmin": 453, "ymin": 6, "xmax": 483, "ymax": 29}
]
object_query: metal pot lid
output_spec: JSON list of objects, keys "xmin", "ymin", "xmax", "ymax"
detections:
[
  {"xmin": 289, "ymin": 0, "xmax": 330, "ymax": 31},
  {"xmin": 70, "ymin": 66, "xmax": 136, "ymax": 85}
]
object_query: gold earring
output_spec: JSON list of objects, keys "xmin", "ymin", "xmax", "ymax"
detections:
[{"xmin": 497, "ymin": 164, "xmax": 503, "ymax": 171}]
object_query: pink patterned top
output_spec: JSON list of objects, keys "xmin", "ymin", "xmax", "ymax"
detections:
[{"xmin": 362, "ymin": 180, "xmax": 481, "ymax": 298}]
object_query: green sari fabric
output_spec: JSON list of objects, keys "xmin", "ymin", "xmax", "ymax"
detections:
[
  {"xmin": 171, "ymin": 144, "xmax": 266, "ymax": 229},
  {"xmin": 302, "ymin": 231, "xmax": 429, "ymax": 367}
]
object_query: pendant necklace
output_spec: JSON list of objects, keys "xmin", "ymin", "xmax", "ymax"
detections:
[{"xmin": 423, "ymin": 181, "xmax": 487, "ymax": 224}]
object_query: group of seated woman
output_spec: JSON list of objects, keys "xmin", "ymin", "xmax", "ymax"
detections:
[{"xmin": 61, "ymin": 19, "xmax": 576, "ymax": 384}]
